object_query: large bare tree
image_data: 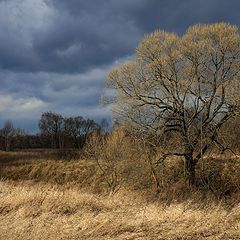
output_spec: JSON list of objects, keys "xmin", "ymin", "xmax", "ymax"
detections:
[{"xmin": 105, "ymin": 23, "xmax": 240, "ymax": 185}]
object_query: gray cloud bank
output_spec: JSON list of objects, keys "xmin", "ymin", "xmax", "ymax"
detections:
[{"xmin": 0, "ymin": 0, "xmax": 239, "ymax": 132}]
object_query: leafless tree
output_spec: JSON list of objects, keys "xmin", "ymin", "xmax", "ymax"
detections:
[
  {"xmin": 39, "ymin": 112, "xmax": 64, "ymax": 149},
  {"xmin": 104, "ymin": 23, "xmax": 240, "ymax": 185},
  {"xmin": 0, "ymin": 120, "xmax": 14, "ymax": 151},
  {"xmin": 64, "ymin": 116, "xmax": 99, "ymax": 148}
]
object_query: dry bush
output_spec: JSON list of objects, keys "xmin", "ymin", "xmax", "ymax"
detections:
[
  {"xmin": 84, "ymin": 128, "xmax": 146, "ymax": 194},
  {"xmin": 196, "ymin": 156, "xmax": 240, "ymax": 199}
]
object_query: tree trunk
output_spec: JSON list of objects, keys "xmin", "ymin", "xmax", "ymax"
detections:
[
  {"xmin": 184, "ymin": 152, "xmax": 196, "ymax": 186},
  {"xmin": 5, "ymin": 136, "xmax": 10, "ymax": 152},
  {"xmin": 150, "ymin": 165, "xmax": 161, "ymax": 194}
]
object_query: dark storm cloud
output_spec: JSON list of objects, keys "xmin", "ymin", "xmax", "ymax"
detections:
[
  {"xmin": 1, "ymin": 0, "xmax": 239, "ymax": 73},
  {"xmin": 0, "ymin": 0, "xmax": 141, "ymax": 73},
  {"xmin": 0, "ymin": 0, "xmax": 239, "ymax": 131},
  {"xmin": 0, "ymin": 65, "xmax": 111, "ymax": 131},
  {"xmin": 49, "ymin": 0, "xmax": 240, "ymax": 34},
  {"xmin": 121, "ymin": 0, "xmax": 240, "ymax": 33}
]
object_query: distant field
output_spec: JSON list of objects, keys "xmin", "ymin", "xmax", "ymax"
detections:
[{"xmin": 0, "ymin": 180, "xmax": 239, "ymax": 240}]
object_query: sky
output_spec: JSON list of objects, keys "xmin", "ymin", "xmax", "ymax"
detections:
[{"xmin": 0, "ymin": 0, "xmax": 239, "ymax": 132}]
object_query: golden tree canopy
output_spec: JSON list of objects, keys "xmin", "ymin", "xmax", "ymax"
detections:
[{"xmin": 104, "ymin": 23, "xmax": 240, "ymax": 185}]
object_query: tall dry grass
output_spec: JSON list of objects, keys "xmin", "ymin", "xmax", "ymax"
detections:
[
  {"xmin": 0, "ymin": 128, "xmax": 239, "ymax": 205},
  {"xmin": 0, "ymin": 134, "xmax": 239, "ymax": 239},
  {"xmin": 0, "ymin": 180, "xmax": 239, "ymax": 240},
  {"xmin": 0, "ymin": 149, "xmax": 239, "ymax": 203}
]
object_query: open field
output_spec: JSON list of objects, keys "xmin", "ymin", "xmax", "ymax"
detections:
[
  {"xmin": 0, "ymin": 150, "xmax": 239, "ymax": 239},
  {"xmin": 0, "ymin": 180, "xmax": 239, "ymax": 240},
  {"xmin": 0, "ymin": 150, "xmax": 240, "ymax": 200}
]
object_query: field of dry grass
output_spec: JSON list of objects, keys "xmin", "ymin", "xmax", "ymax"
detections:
[
  {"xmin": 0, "ymin": 150, "xmax": 239, "ymax": 239},
  {"xmin": 0, "ymin": 180, "xmax": 239, "ymax": 240}
]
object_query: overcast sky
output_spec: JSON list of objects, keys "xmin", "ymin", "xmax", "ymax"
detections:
[{"xmin": 0, "ymin": 0, "xmax": 239, "ymax": 132}]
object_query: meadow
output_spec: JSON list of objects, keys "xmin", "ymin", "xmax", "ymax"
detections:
[
  {"xmin": 0, "ymin": 179, "xmax": 239, "ymax": 240},
  {"xmin": 0, "ymin": 148, "xmax": 239, "ymax": 239}
]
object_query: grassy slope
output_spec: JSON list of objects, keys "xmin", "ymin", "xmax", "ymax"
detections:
[{"xmin": 0, "ymin": 180, "xmax": 239, "ymax": 240}]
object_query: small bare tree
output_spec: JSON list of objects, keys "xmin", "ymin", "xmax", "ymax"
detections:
[
  {"xmin": 0, "ymin": 120, "xmax": 14, "ymax": 151},
  {"xmin": 104, "ymin": 23, "xmax": 240, "ymax": 186},
  {"xmin": 85, "ymin": 128, "xmax": 137, "ymax": 194},
  {"xmin": 39, "ymin": 112, "xmax": 64, "ymax": 149}
]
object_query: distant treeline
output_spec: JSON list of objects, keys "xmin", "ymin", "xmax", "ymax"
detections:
[{"xmin": 0, "ymin": 112, "xmax": 108, "ymax": 151}]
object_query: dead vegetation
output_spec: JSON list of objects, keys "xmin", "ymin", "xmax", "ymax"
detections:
[
  {"xmin": 0, "ymin": 142, "xmax": 239, "ymax": 204},
  {"xmin": 0, "ymin": 180, "xmax": 239, "ymax": 240},
  {"xmin": 0, "ymin": 128, "xmax": 239, "ymax": 239}
]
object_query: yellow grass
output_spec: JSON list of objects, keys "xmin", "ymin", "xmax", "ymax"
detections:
[{"xmin": 0, "ymin": 180, "xmax": 239, "ymax": 240}]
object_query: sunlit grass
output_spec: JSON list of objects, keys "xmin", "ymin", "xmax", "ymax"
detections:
[{"xmin": 0, "ymin": 180, "xmax": 239, "ymax": 240}]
